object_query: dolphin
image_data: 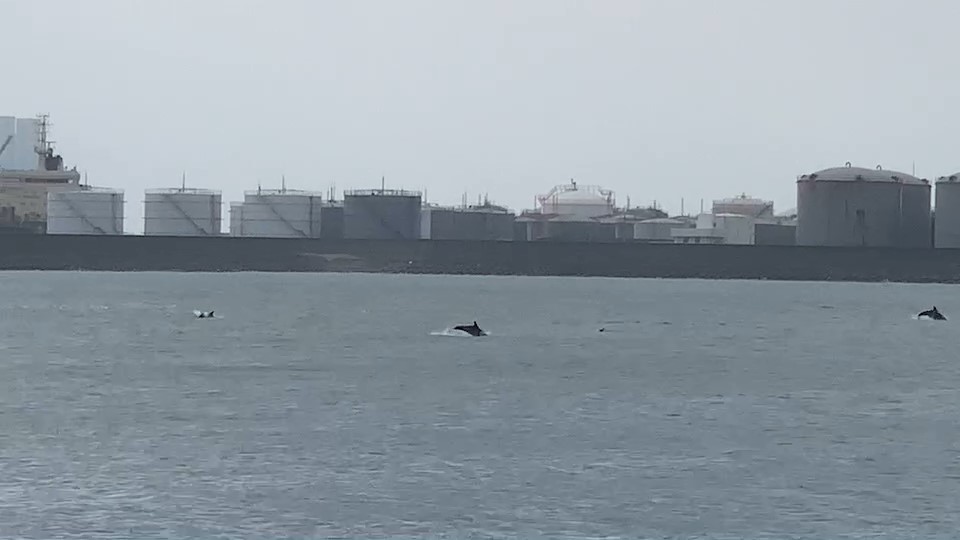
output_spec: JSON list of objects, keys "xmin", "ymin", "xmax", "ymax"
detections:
[
  {"xmin": 453, "ymin": 321, "xmax": 487, "ymax": 336},
  {"xmin": 194, "ymin": 310, "xmax": 215, "ymax": 319},
  {"xmin": 918, "ymin": 306, "xmax": 946, "ymax": 320}
]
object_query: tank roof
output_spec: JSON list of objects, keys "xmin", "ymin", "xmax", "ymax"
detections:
[
  {"xmin": 537, "ymin": 181, "xmax": 614, "ymax": 206},
  {"xmin": 53, "ymin": 186, "xmax": 124, "ymax": 195},
  {"xmin": 243, "ymin": 188, "xmax": 325, "ymax": 197},
  {"xmin": 424, "ymin": 203, "xmax": 512, "ymax": 214},
  {"xmin": 146, "ymin": 187, "xmax": 221, "ymax": 195},
  {"xmin": 639, "ymin": 218, "xmax": 685, "ymax": 224},
  {"xmin": 344, "ymin": 188, "xmax": 421, "ymax": 197},
  {"xmin": 550, "ymin": 189, "xmax": 610, "ymax": 203},
  {"xmin": 798, "ymin": 163, "xmax": 928, "ymax": 185},
  {"xmin": 715, "ymin": 193, "xmax": 772, "ymax": 205},
  {"xmin": 936, "ymin": 173, "xmax": 960, "ymax": 183}
]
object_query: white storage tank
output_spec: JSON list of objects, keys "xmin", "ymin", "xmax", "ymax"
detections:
[
  {"xmin": 46, "ymin": 188, "xmax": 124, "ymax": 235},
  {"xmin": 229, "ymin": 202, "xmax": 244, "ymax": 237},
  {"xmin": 714, "ymin": 213, "xmax": 755, "ymax": 245},
  {"xmin": 635, "ymin": 218, "xmax": 689, "ymax": 241},
  {"xmin": 238, "ymin": 189, "xmax": 325, "ymax": 238},
  {"xmin": 144, "ymin": 187, "xmax": 222, "ymax": 236},
  {"xmin": 713, "ymin": 194, "xmax": 774, "ymax": 218},
  {"xmin": 536, "ymin": 180, "xmax": 615, "ymax": 219}
]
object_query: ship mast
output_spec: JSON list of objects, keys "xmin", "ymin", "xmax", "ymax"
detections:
[{"xmin": 34, "ymin": 113, "xmax": 52, "ymax": 170}]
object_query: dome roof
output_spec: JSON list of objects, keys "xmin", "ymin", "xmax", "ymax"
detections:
[
  {"xmin": 799, "ymin": 164, "xmax": 927, "ymax": 185},
  {"xmin": 715, "ymin": 194, "xmax": 770, "ymax": 205},
  {"xmin": 640, "ymin": 218, "xmax": 684, "ymax": 224},
  {"xmin": 549, "ymin": 189, "xmax": 611, "ymax": 203}
]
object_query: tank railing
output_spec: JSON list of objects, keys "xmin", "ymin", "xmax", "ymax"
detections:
[
  {"xmin": 344, "ymin": 188, "xmax": 422, "ymax": 198},
  {"xmin": 242, "ymin": 189, "xmax": 325, "ymax": 197},
  {"xmin": 146, "ymin": 188, "xmax": 221, "ymax": 195},
  {"xmin": 422, "ymin": 203, "xmax": 512, "ymax": 214}
]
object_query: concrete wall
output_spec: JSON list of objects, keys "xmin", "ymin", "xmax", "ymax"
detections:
[{"xmin": 3, "ymin": 235, "xmax": 960, "ymax": 283}]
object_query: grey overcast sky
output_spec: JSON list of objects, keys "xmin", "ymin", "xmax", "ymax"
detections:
[{"xmin": 3, "ymin": 0, "xmax": 959, "ymax": 231}]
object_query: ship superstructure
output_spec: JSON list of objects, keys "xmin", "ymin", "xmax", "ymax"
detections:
[{"xmin": 0, "ymin": 114, "xmax": 81, "ymax": 232}]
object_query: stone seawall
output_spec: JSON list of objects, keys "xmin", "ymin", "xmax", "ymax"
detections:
[{"xmin": 1, "ymin": 235, "xmax": 960, "ymax": 283}]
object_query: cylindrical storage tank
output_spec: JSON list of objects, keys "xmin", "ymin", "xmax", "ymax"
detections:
[
  {"xmin": 713, "ymin": 194, "xmax": 774, "ymax": 218},
  {"xmin": 343, "ymin": 189, "xmax": 421, "ymax": 239},
  {"xmin": 144, "ymin": 188, "xmax": 222, "ymax": 236},
  {"xmin": 796, "ymin": 164, "xmax": 931, "ymax": 247},
  {"xmin": 229, "ymin": 202, "xmax": 243, "ymax": 237},
  {"xmin": 420, "ymin": 205, "xmax": 516, "ymax": 240},
  {"xmin": 46, "ymin": 188, "xmax": 125, "ymax": 235},
  {"xmin": 934, "ymin": 174, "xmax": 960, "ymax": 248},
  {"xmin": 238, "ymin": 189, "xmax": 325, "ymax": 238},
  {"xmin": 714, "ymin": 213, "xmax": 755, "ymax": 245},
  {"xmin": 635, "ymin": 218, "xmax": 688, "ymax": 241}
]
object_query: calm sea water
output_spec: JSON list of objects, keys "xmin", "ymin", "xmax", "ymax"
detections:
[{"xmin": 1, "ymin": 271, "xmax": 959, "ymax": 539}]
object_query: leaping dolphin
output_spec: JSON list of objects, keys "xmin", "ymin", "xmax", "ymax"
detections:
[
  {"xmin": 453, "ymin": 321, "xmax": 487, "ymax": 336},
  {"xmin": 918, "ymin": 306, "xmax": 946, "ymax": 320}
]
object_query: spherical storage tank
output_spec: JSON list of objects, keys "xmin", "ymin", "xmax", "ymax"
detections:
[
  {"xmin": 796, "ymin": 164, "xmax": 931, "ymax": 247},
  {"xmin": 537, "ymin": 181, "xmax": 615, "ymax": 219},
  {"xmin": 343, "ymin": 188, "xmax": 421, "ymax": 239},
  {"xmin": 46, "ymin": 188, "xmax": 124, "ymax": 235},
  {"xmin": 236, "ymin": 189, "xmax": 326, "ymax": 238},
  {"xmin": 935, "ymin": 173, "xmax": 960, "ymax": 248},
  {"xmin": 144, "ymin": 187, "xmax": 222, "ymax": 236}
]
